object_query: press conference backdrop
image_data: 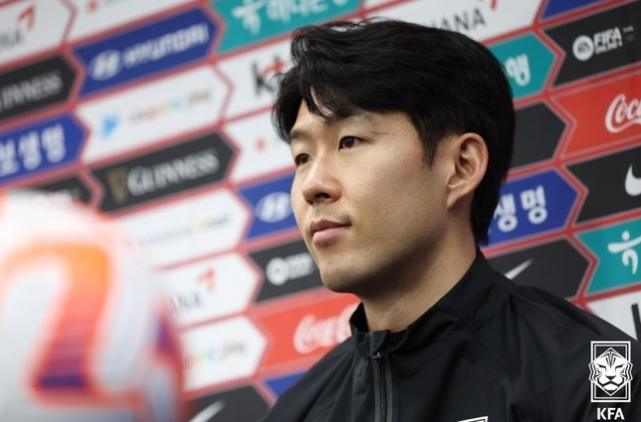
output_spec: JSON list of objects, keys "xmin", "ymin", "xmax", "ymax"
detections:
[{"xmin": 0, "ymin": 0, "xmax": 640, "ymax": 419}]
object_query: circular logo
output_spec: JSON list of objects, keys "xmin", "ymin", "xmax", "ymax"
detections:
[
  {"xmin": 88, "ymin": 50, "xmax": 122, "ymax": 81},
  {"xmin": 573, "ymin": 35, "xmax": 594, "ymax": 61},
  {"xmin": 266, "ymin": 257, "xmax": 289, "ymax": 285}
]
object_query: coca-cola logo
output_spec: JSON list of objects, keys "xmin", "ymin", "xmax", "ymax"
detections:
[
  {"xmin": 606, "ymin": 93, "xmax": 641, "ymax": 134},
  {"xmin": 293, "ymin": 304, "xmax": 357, "ymax": 354}
]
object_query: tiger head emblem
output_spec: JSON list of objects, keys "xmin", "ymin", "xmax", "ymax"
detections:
[{"xmin": 589, "ymin": 347, "xmax": 633, "ymax": 396}]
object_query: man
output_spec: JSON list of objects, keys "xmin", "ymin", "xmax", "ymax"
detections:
[{"xmin": 261, "ymin": 19, "xmax": 641, "ymax": 422}]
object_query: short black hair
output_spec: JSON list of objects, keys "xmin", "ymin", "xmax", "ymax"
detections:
[{"xmin": 272, "ymin": 19, "xmax": 515, "ymax": 244}]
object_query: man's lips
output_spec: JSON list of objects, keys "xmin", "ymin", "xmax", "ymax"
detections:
[{"xmin": 309, "ymin": 220, "xmax": 351, "ymax": 238}]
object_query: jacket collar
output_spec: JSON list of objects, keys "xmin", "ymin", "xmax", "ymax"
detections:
[{"xmin": 349, "ymin": 251, "xmax": 508, "ymax": 357}]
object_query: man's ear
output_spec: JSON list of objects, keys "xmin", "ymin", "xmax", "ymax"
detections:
[{"xmin": 445, "ymin": 132, "xmax": 488, "ymax": 209}]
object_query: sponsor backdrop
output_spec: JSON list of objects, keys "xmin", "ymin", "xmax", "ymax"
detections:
[{"xmin": 0, "ymin": 0, "xmax": 639, "ymax": 419}]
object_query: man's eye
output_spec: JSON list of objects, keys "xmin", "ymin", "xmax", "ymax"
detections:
[
  {"xmin": 294, "ymin": 153, "xmax": 311, "ymax": 166},
  {"xmin": 339, "ymin": 137, "xmax": 360, "ymax": 149}
]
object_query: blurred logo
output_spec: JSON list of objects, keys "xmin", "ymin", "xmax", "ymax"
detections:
[
  {"xmin": 572, "ymin": 28, "xmax": 623, "ymax": 62},
  {"xmin": 293, "ymin": 304, "xmax": 356, "ymax": 354},
  {"xmin": 100, "ymin": 114, "xmax": 119, "ymax": 138},
  {"xmin": 0, "ymin": 1, "xmax": 72, "ymax": 66},
  {"xmin": 240, "ymin": 173, "xmax": 297, "ymax": 240},
  {"xmin": 188, "ymin": 400, "xmax": 225, "ymax": 422},
  {"xmin": 607, "ymin": 230, "xmax": 641, "ymax": 276},
  {"xmin": 625, "ymin": 165, "xmax": 641, "ymax": 196},
  {"xmin": 488, "ymin": 239, "xmax": 588, "ymax": 298},
  {"xmin": 545, "ymin": 2, "xmax": 641, "ymax": 86},
  {"xmin": 0, "ymin": 56, "xmax": 75, "ymax": 123},
  {"xmin": 185, "ymin": 386, "xmax": 268, "ymax": 422},
  {"xmin": 0, "ymin": 115, "xmax": 84, "ymax": 186},
  {"xmin": 162, "ymin": 254, "xmax": 258, "ymax": 326},
  {"xmin": 219, "ymin": 39, "xmax": 291, "ymax": 120},
  {"xmin": 211, "ymin": 0, "xmax": 359, "ymax": 53},
  {"xmin": 118, "ymin": 189, "xmax": 248, "ymax": 267},
  {"xmin": 568, "ymin": 145, "xmax": 641, "ymax": 222},
  {"xmin": 250, "ymin": 238, "xmax": 322, "ymax": 302},
  {"xmin": 34, "ymin": 175, "xmax": 93, "ymax": 206},
  {"xmin": 266, "ymin": 252, "xmax": 315, "ymax": 286},
  {"xmin": 105, "ymin": 166, "xmax": 128, "ymax": 204},
  {"xmin": 606, "ymin": 94, "xmax": 641, "ymax": 134},
  {"xmin": 505, "ymin": 54, "xmax": 530, "ymax": 86},
  {"xmin": 181, "ymin": 317, "xmax": 266, "ymax": 390},
  {"xmin": 572, "ymin": 35, "xmax": 595, "ymax": 61},
  {"xmin": 489, "ymin": 34, "xmax": 555, "ymax": 100},
  {"xmin": 183, "ymin": 341, "xmax": 246, "ymax": 371},
  {"xmin": 578, "ymin": 217, "xmax": 641, "ymax": 294},
  {"xmin": 489, "ymin": 170, "xmax": 577, "ymax": 245},
  {"xmin": 79, "ymin": 67, "xmax": 228, "ymax": 163},
  {"xmin": 252, "ymin": 55, "xmax": 287, "ymax": 96},
  {"xmin": 429, "ymin": 7, "xmax": 487, "ymax": 33},
  {"xmin": 556, "ymin": 72, "xmax": 641, "ymax": 155},
  {"xmin": 0, "ymin": 5, "xmax": 34, "ymax": 53},
  {"xmin": 75, "ymin": 9, "xmax": 217, "ymax": 96},
  {"xmin": 88, "ymin": 49, "xmax": 122, "ymax": 80},
  {"xmin": 503, "ymin": 259, "xmax": 532, "ymax": 280},
  {"xmin": 255, "ymin": 191, "xmax": 291, "ymax": 223},
  {"xmin": 256, "ymin": 294, "xmax": 359, "ymax": 368},
  {"xmin": 94, "ymin": 133, "xmax": 232, "ymax": 211}
]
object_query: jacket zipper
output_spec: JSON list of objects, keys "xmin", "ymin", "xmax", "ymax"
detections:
[{"xmin": 372, "ymin": 350, "xmax": 393, "ymax": 422}]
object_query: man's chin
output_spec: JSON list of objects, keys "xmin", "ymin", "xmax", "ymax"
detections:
[{"xmin": 320, "ymin": 270, "xmax": 368, "ymax": 295}]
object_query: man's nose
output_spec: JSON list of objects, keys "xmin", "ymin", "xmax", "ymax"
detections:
[{"xmin": 299, "ymin": 157, "xmax": 340, "ymax": 206}]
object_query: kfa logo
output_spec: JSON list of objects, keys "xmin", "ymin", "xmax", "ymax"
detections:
[
  {"xmin": 597, "ymin": 407, "xmax": 625, "ymax": 420},
  {"xmin": 589, "ymin": 341, "xmax": 633, "ymax": 402}
]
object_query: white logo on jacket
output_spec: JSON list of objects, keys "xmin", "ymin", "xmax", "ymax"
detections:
[{"xmin": 590, "ymin": 341, "xmax": 633, "ymax": 402}]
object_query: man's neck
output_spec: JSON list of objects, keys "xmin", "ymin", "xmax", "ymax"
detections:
[{"xmin": 360, "ymin": 241, "xmax": 478, "ymax": 333}]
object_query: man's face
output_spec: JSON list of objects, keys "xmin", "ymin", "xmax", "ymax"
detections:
[{"xmin": 289, "ymin": 102, "xmax": 450, "ymax": 298}]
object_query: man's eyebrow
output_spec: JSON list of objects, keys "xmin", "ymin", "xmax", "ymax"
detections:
[
  {"xmin": 288, "ymin": 127, "xmax": 308, "ymax": 144},
  {"xmin": 288, "ymin": 110, "xmax": 375, "ymax": 143},
  {"xmin": 286, "ymin": 128, "xmax": 312, "ymax": 146},
  {"xmin": 328, "ymin": 109, "xmax": 375, "ymax": 125}
]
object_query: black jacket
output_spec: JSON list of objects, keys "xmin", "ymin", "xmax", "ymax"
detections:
[{"xmin": 261, "ymin": 253, "xmax": 641, "ymax": 422}]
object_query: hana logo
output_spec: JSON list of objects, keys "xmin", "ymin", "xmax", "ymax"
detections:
[{"xmin": 589, "ymin": 341, "xmax": 633, "ymax": 402}]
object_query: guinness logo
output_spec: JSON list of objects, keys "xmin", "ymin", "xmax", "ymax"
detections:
[
  {"xmin": 91, "ymin": 131, "xmax": 233, "ymax": 212},
  {"xmin": 106, "ymin": 166, "xmax": 129, "ymax": 204}
]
